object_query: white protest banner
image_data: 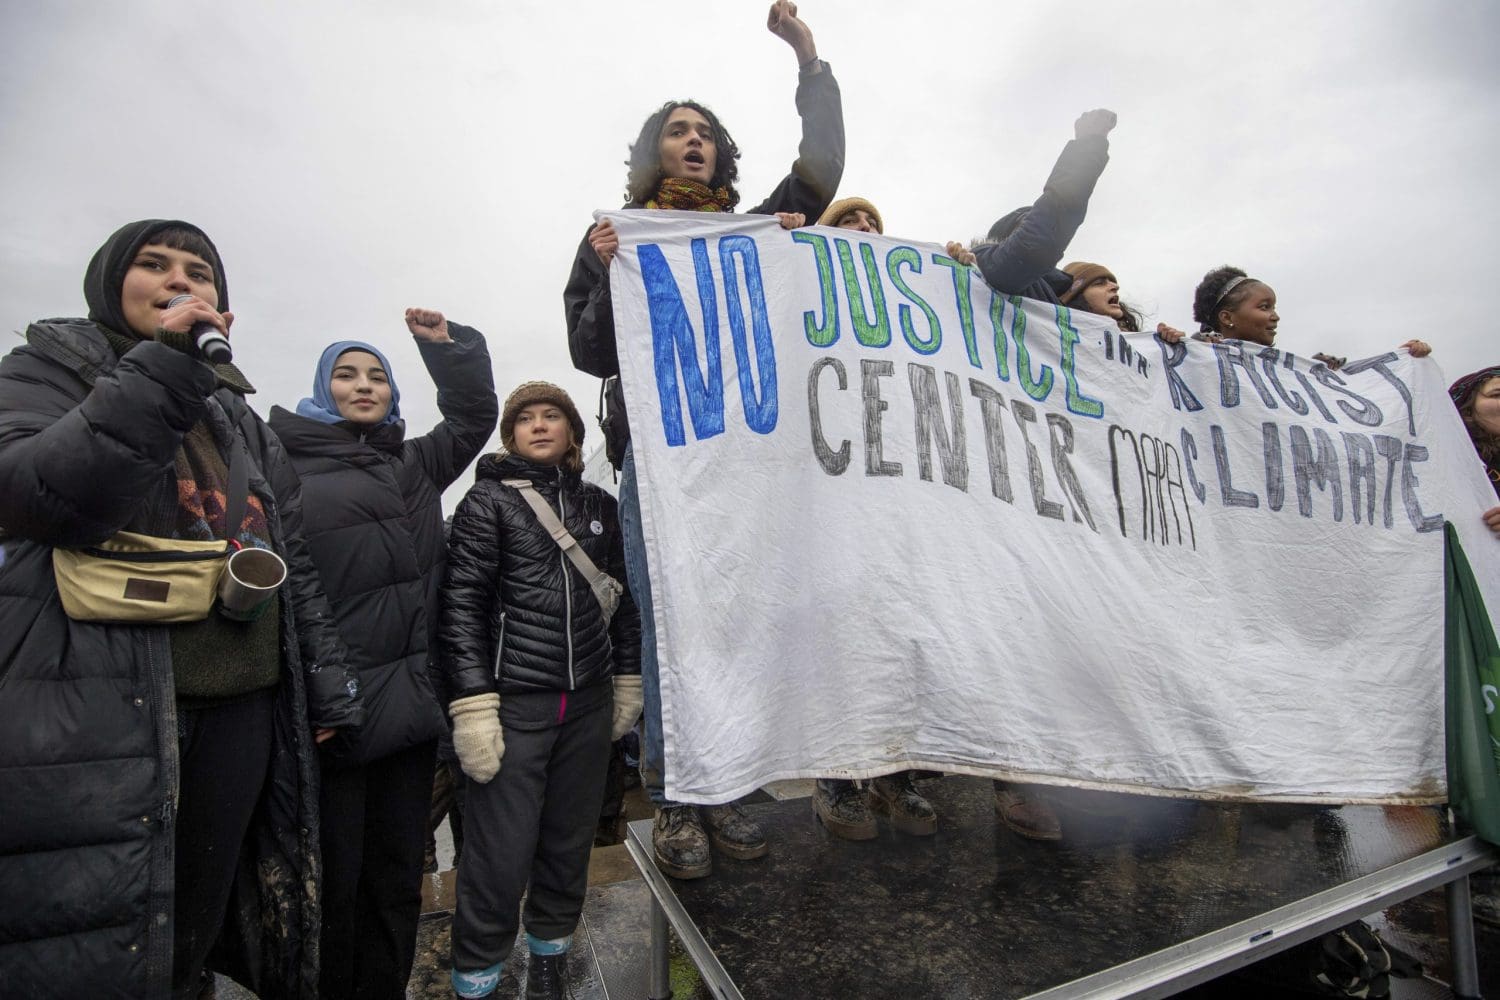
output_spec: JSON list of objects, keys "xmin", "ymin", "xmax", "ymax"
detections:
[{"xmin": 606, "ymin": 210, "xmax": 1500, "ymax": 805}]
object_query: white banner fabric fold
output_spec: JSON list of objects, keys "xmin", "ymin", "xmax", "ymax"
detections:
[{"xmin": 605, "ymin": 210, "xmax": 1500, "ymax": 805}]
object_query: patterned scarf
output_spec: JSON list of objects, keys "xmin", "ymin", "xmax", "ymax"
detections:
[
  {"xmin": 645, "ymin": 177, "xmax": 734, "ymax": 212},
  {"xmin": 102, "ymin": 329, "xmax": 270, "ymax": 547},
  {"xmin": 172, "ymin": 422, "xmax": 272, "ymax": 548}
]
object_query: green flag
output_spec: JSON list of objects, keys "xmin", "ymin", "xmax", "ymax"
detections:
[{"xmin": 1444, "ymin": 522, "xmax": 1500, "ymax": 844}]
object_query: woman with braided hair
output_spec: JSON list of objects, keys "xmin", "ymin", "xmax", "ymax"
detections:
[
  {"xmin": 565, "ymin": 0, "xmax": 845, "ymax": 881},
  {"xmin": 1190, "ymin": 265, "xmax": 1433, "ymax": 361}
]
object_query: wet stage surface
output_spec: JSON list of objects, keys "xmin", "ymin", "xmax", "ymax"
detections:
[{"xmin": 633, "ymin": 776, "xmax": 1486, "ymax": 999}]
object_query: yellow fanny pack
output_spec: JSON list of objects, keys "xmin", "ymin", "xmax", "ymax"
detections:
[
  {"xmin": 51, "ymin": 436, "xmax": 250, "ymax": 624},
  {"xmin": 52, "ymin": 531, "xmax": 232, "ymax": 623}
]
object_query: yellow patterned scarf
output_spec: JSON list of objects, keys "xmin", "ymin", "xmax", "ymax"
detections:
[{"xmin": 646, "ymin": 177, "xmax": 734, "ymax": 212}]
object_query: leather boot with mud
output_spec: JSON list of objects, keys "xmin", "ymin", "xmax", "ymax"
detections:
[
  {"xmin": 869, "ymin": 771, "xmax": 937, "ymax": 835},
  {"xmin": 653, "ymin": 804, "xmax": 711, "ymax": 879},
  {"xmin": 812, "ymin": 778, "xmax": 877, "ymax": 840},
  {"xmin": 524, "ymin": 952, "xmax": 565, "ymax": 1000},
  {"xmin": 993, "ymin": 782, "xmax": 1062, "ymax": 841},
  {"xmin": 702, "ymin": 802, "xmax": 768, "ymax": 859}
]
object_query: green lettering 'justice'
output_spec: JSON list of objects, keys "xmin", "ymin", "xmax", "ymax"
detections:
[
  {"xmin": 885, "ymin": 246, "xmax": 943, "ymax": 355},
  {"xmin": 987, "ymin": 291, "xmax": 1011, "ymax": 381},
  {"xmin": 1009, "ymin": 295, "xmax": 1054, "ymax": 401},
  {"xmin": 835, "ymin": 238, "xmax": 891, "ymax": 347},
  {"xmin": 1055, "ymin": 306, "xmax": 1104, "ymax": 418},
  {"xmin": 792, "ymin": 231, "xmax": 839, "ymax": 347},
  {"xmin": 934, "ymin": 254, "xmax": 980, "ymax": 369}
]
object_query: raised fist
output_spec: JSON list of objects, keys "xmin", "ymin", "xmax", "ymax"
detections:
[
  {"xmin": 405, "ymin": 307, "xmax": 452, "ymax": 343},
  {"xmin": 767, "ymin": 1, "xmax": 817, "ymax": 65},
  {"xmin": 1074, "ymin": 108, "xmax": 1117, "ymax": 139}
]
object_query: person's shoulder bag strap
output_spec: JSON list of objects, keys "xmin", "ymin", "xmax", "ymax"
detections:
[{"xmin": 502, "ymin": 478, "xmax": 608, "ymax": 582}]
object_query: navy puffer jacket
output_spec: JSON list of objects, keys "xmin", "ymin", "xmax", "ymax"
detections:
[
  {"xmin": 972, "ymin": 134, "xmax": 1110, "ymax": 303},
  {"xmin": 440, "ymin": 453, "xmax": 640, "ymax": 701}
]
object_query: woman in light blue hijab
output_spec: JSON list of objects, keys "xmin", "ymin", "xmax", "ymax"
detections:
[{"xmin": 269, "ymin": 308, "xmax": 498, "ymax": 999}]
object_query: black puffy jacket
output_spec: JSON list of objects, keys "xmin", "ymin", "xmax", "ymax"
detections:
[
  {"xmin": 268, "ymin": 324, "xmax": 497, "ymax": 763},
  {"xmin": 972, "ymin": 134, "xmax": 1110, "ymax": 303},
  {"xmin": 441, "ymin": 453, "xmax": 640, "ymax": 701},
  {"xmin": 564, "ymin": 61, "xmax": 846, "ymax": 454},
  {"xmin": 0, "ymin": 321, "xmax": 359, "ymax": 998}
]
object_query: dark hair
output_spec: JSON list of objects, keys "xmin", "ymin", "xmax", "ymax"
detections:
[
  {"xmin": 1065, "ymin": 268, "xmax": 1148, "ymax": 333},
  {"xmin": 1456, "ymin": 375, "xmax": 1500, "ymax": 464},
  {"xmin": 1191, "ymin": 265, "xmax": 1258, "ymax": 333},
  {"xmin": 625, "ymin": 100, "xmax": 742, "ymax": 208},
  {"xmin": 1114, "ymin": 302, "xmax": 1146, "ymax": 333},
  {"xmin": 146, "ymin": 225, "xmax": 220, "ymax": 273},
  {"xmin": 1068, "ymin": 287, "xmax": 1147, "ymax": 333}
]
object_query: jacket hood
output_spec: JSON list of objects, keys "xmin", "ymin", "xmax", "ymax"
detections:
[
  {"xmin": 268, "ymin": 404, "xmax": 407, "ymax": 458},
  {"xmin": 84, "ymin": 219, "xmax": 229, "ymax": 338},
  {"xmin": 987, "ymin": 207, "xmax": 1030, "ymax": 243},
  {"xmin": 295, "ymin": 340, "xmax": 402, "ymax": 425}
]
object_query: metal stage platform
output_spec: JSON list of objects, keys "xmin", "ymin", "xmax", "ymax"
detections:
[{"xmin": 625, "ymin": 776, "xmax": 1497, "ymax": 999}]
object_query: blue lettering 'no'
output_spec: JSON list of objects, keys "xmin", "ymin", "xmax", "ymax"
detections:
[{"xmin": 638, "ymin": 236, "xmax": 778, "ymax": 447}]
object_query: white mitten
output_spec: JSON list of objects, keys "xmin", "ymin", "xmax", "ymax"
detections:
[
  {"xmin": 449, "ymin": 692, "xmax": 505, "ymax": 783},
  {"xmin": 611, "ymin": 675, "xmax": 644, "ymax": 741}
]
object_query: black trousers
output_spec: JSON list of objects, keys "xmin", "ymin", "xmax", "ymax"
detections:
[
  {"xmin": 318, "ymin": 738, "xmax": 438, "ymax": 1000},
  {"xmin": 451, "ymin": 694, "xmax": 611, "ymax": 973},
  {"xmin": 172, "ymin": 689, "xmax": 276, "ymax": 1000}
]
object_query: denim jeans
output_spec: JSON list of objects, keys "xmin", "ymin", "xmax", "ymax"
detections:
[{"xmin": 619, "ymin": 444, "xmax": 677, "ymax": 806}]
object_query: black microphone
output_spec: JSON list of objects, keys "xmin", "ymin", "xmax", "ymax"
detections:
[{"xmin": 166, "ymin": 294, "xmax": 233, "ymax": 364}]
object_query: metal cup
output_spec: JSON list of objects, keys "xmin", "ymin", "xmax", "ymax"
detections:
[{"xmin": 217, "ymin": 546, "xmax": 287, "ymax": 621}]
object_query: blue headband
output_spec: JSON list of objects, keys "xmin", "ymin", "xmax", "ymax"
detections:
[{"xmin": 296, "ymin": 340, "xmax": 402, "ymax": 426}]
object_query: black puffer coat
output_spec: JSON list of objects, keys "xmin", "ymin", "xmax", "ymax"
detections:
[
  {"xmin": 268, "ymin": 324, "xmax": 497, "ymax": 764},
  {"xmin": 565, "ymin": 61, "xmax": 845, "ymax": 454},
  {"xmin": 972, "ymin": 133, "xmax": 1110, "ymax": 303},
  {"xmin": 441, "ymin": 453, "xmax": 640, "ymax": 701},
  {"xmin": 0, "ymin": 321, "xmax": 359, "ymax": 998}
]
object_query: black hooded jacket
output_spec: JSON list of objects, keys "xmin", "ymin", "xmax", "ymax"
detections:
[
  {"xmin": 267, "ymin": 324, "xmax": 498, "ymax": 764},
  {"xmin": 0, "ymin": 220, "xmax": 358, "ymax": 998},
  {"xmin": 564, "ymin": 61, "xmax": 845, "ymax": 455},
  {"xmin": 971, "ymin": 134, "xmax": 1110, "ymax": 304},
  {"xmin": 441, "ymin": 453, "xmax": 641, "ymax": 705}
]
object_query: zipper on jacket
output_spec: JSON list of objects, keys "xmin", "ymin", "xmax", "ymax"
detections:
[
  {"xmin": 558, "ymin": 471, "xmax": 575, "ymax": 689},
  {"xmin": 493, "ymin": 612, "xmax": 507, "ymax": 682}
]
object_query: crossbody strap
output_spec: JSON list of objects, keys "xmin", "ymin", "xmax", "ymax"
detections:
[
  {"xmin": 216, "ymin": 389, "xmax": 253, "ymax": 549},
  {"xmin": 223, "ymin": 437, "xmax": 248, "ymax": 548},
  {"xmin": 501, "ymin": 478, "xmax": 609, "ymax": 585}
]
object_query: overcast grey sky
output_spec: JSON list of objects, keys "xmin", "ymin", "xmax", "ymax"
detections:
[{"xmin": 3, "ymin": 1, "xmax": 1496, "ymax": 507}]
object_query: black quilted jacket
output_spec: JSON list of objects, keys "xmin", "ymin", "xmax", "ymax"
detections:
[
  {"xmin": 0, "ymin": 320, "xmax": 357, "ymax": 998},
  {"xmin": 268, "ymin": 323, "xmax": 497, "ymax": 763},
  {"xmin": 440, "ymin": 453, "xmax": 640, "ymax": 701}
]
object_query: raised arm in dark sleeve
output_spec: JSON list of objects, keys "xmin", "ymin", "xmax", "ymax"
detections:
[
  {"xmin": 972, "ymin": 133, "xmax": 1110, "ymax": 295},
  {"xmin": 0, "ymin": 334, "xmax": 213, "ymax": 547},
  {"xmin": 747, "ymin": 60, "xmax": 846, "ymax": 220},
  {"xmin": 405, "ymin": 322, "xmax": 499, "ymax": 491},
  {"xmin": 565, "ymin": 230, "xmax": 618, "ymax": 379},
  {"xmin": 440, "ymin": 482, "xmax": 503, "ymax": 700}
]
